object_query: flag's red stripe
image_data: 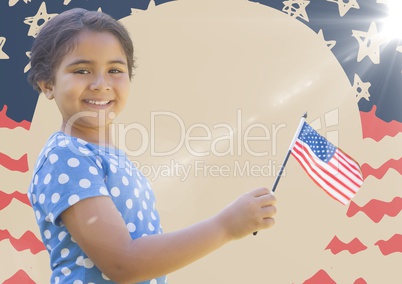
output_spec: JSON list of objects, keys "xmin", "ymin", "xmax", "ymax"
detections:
[
  {"xmin": 327, "ymin": 159, "xmax": 360, "ymax": 191},
  {"xmin": 0, "ymin": 152, "xmax": 28, "ymax": 172},
  {"xmin": 298, "ymin": 142, "xmax": 361, "ymax": 194},
  {"xmin": 3, "ymin": 269, "xmax": 35, "ymax": 284},
  {"xmin": 294, "ymin": 141, "xmax": 356, "ymax": 197},
  {"xmin": 336, "ymin": 149, "xmax": 363, "ymax": 180},
  {"xmin": 0, "ymin": 104, "xmax": 31, "ymax": 130},
  {"xmin": 291, "ymin": 150, "xmax": 347, "ymax": 204},
  {"xmin": 334, "ymin": 151, "xmax": 363, "ymax": 187},
  {"xmin": 330, "ymin": 153, "xmax": 362, "ymax": 186},
  {"xmin": 375, "ymin": 234, "xmax": 402, "ymax": 256},
  {"xmin": 293, "ymin": 150, "xmax": 350, "ymax": 204},
  {"xmin": 339, "ymin": 149, "xmax": 361, "ymax": 172},
  {"xmin": 325, "ymin": 235, "xmax": 368, "ymax": 255},
  {"xmin": 303, "ymin": 269, "xmax": 336, "ymax": 284},
  {"xmin": 0, "ymin": 190, "xmax": 31, "ymax": 210},
  {"xmin": 292, "ymin": 143, "xmax": 350, "ymax": 204},
  {"xmin": 0, "ymin": 229, "xmax": 45, "ymax": 255},
  {"xmin": 328, "ymin": 152, "xmax": 362, "ymax": 191},
  {"xmin": 324, "ymin": 156, "xmax": 360, "ymax": 194}
]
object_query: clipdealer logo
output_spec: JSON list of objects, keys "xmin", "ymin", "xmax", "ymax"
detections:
[
  {"xmin": 62, "ymin": 109, "xmax": 341, "ymax": 181},
  {"xmin": 115, "ymin": 110, "xmax": 286, "ymax": 158},
  {"xmin": 115, "ymin": 109, "xmax": 287, "ymax": 181}
]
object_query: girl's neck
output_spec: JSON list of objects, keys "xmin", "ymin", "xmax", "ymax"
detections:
[{"xmin": 60, "ymin": 123, "xmax": 115, "ymax": 147}]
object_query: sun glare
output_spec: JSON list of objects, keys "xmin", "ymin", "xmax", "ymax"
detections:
[{"xmin": 382, "ymin": 0, "xmax": 402, "ymax": 40}]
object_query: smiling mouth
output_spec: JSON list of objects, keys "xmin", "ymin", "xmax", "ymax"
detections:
[{"xmin": 84, "ymin": 100, "xmax": 111, "ymax": 106}]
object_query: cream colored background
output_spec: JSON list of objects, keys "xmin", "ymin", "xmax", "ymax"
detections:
[{"xmin": 2, "ymin": 0, "xmax": 401, "ymax": 283}]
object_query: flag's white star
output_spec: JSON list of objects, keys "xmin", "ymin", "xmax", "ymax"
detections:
[
  {"xmin": 63, "ymin": 0, "xmax": 71, "ymax": 5},
  {"xmin": 148, "ymin": 0, "xmax": 156, "ymax": 9},
  {"xmin": 326, "ymin": 0, "xmax": 360, "ymax": 17},
  {"xmin": 0, "ymin": 37, "xmax": 10, "ymax": 60},
  {"xmin": 131, "ymin": 0, "xmax": 157, "ymax": 15},
  {"xmin": 24, "ymin": 2, "xmax": 58, "ymax": 38},
  {"xmin": 317, "ymin": 29, "xmax": 336, "ymax": 50},
  {"xmin": 8, "ymin": 0, "xmax": 31, "ymax": 7},
  {"xmin": 353, "ymin": 73, "xmax": 371, "ymax": 102},
  {"xmin": 24, "ymin": 51, "xmax": 31, "ymax": 73},
  {"xmin": 282, "ymin": 0, "xmax": 310, "ymax": 22},
  {"xmin": 352, "ymin": 21, "xmax": 387, "ymax": 64}
]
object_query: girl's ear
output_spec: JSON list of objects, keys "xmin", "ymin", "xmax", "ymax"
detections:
[{"xmin": 37, "ymin": 81, "xmax": 54, "ymax": 100}]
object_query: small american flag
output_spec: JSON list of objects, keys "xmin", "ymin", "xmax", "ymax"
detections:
[{"xmin": 291, "ymin": 122, "xmax": 363, "ymax": 205}]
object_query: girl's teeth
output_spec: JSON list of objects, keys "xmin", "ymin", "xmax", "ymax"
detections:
[{"xmin": 86, "ymin": 100, "xmax": 110, "ymax": 105}]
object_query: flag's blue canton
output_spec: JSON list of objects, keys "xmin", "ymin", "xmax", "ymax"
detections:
[
  {"xmin": 0, "ymin": 0, "xmax": 174, "ymax": 123},
  {"xmin": 249, "ymin": 0, "xmax": 402, "ymax": 124},
  {"xmin": 1, "ymin": 0, "xmax": 401, "ymax": 124},
  {"xmin": 298, "ymin": 122, "xmax": 336, "ymax": 163}
]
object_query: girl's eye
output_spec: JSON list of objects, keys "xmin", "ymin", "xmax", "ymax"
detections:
[
  {"xmin": 74, "ymin": 69, "xmax": 90, "ymax": 74},
  {"xmin": 109, "ymin": 69, "xmax": 122, "ymax": 74}
]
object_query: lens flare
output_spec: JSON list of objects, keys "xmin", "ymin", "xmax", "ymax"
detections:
[{"xmin": 382, "ymin": 0, "xmax": 402, "ymax": 39}]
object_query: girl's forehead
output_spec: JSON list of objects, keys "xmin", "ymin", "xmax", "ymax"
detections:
[
  {"xmin": 74, "ymin": 30, "xmax": 121, "ymax": 48},
  {"xmin": 62, "ymin": 31, "xmax": 126, "ymax": 62}
]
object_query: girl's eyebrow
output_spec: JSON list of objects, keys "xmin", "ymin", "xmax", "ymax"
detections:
[{"xmin": 66, "ymin": 59, "xmax": 127, "ymax": 67}]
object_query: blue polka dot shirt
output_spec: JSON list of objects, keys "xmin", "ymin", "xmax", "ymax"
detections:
[{"xmin": 28, "ymin": 132, "xmax": 167, "ymax": 284}]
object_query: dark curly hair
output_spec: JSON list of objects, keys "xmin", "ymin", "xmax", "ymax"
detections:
[{"xmin": 27, "ymin": 8, "xmax": 135, "ymax": 93}]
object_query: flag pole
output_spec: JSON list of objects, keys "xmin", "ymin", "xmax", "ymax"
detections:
[
  {"xmin": 253, "ymin": 112, "xmax": 307, "ymax": 236},
  {"xmin": 271, "ymin": 112, "xmax": 307, "ymax": 192}
]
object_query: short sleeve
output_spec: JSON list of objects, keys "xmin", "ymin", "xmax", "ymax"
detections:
[{"xmin": 33, "ymin": 144, "xmax": 110, "ymax": 226}]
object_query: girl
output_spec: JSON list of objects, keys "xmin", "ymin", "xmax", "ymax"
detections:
[{"xmin": 27, "ymin": 8, "xmax": 277, "ymax": 284}]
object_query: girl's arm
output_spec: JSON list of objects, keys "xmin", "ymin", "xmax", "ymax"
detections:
[{"xmin": 61, "ymin": 187, "xmax": 276, "ymax": 283}]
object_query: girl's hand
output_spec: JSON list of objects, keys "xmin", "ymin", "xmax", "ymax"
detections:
[{"xmin": 215, "ymin": 187, "xmax": 276, "ymax": 240}]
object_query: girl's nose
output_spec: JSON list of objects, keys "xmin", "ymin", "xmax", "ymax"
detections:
[{"xmin": 89, "ymin": 74, "xmax": 111, "ymax": 91}]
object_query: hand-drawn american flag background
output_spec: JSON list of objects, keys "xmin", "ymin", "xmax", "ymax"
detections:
[{"xmin": 1, "ymin": 0, "xmax": 402, "ymax": 283}]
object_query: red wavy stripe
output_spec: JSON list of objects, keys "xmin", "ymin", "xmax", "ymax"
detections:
[
  {"xmin": 0, "ymin": 105, "xmax": 30, "ymax": 130},
  {"xmin": 360, "ymin": 105, "xmax": 402, "ymax": 142},
  {"xmin": 375, "ymin": 234, "xmax": 402, "ymax": 255},
  {"xmin": 303, "ymin": 269, "xmax": 336, "ymax": 284},
  {"xmin": 3, "ymin": 270, "xmax": 35, "ymax": 284},
  {"xmin": 0, "ymin": 229, "xmax": 45, "ymax": 255},
  {"xmin": 0, "ymin": 190, "xmax": 31, "ymax": 210},
  {"xmin": 0, "ymin": 152, "xmax": 28, "ymax": 172},
  {"xmin": 325, "ymin": 235, "xmax": 367, "ymax": 254},
  {"xmin": 354, "ymin": 278, "xmax": 367, "ymax": 284},
  {"xmin": 361, "ymin": 157, "xmax": 402, "ymax": 180},
  {"xmin": 347, "ymin": 197, "xmax": 402, "ymax": 223}
]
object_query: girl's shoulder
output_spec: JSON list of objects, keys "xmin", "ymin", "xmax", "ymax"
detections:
[
  {"xmin": 34, "ymin": 131, "xmax": 128, "ymax": 174},
  {"xmin": 33, "ymin": 132, "xmax": 99, "ymax": 173}
]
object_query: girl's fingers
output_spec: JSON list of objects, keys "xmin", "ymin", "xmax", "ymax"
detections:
[
  {"xmin": 261, "ymin": 217, "xmax": 276, "ymax": 229},
  {"xmin": 261, "ymin": 204, "xmax": 277, "ymax": 218},
  {"xmin": 256, "ymin": 192, "xmax": 276, "ymax": 207},
  {"xmin": 252, "ymin": 187, "xmax": 270, "ymax": 198}
]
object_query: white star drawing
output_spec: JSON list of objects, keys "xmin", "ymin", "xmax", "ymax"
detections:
[
  {"xmin": 353, "ymin": 73, "xmax": 371, "ymax": 102},
  {"xmin": 326, "ymin": 0, "xmax": 360, "ymax": 17},
  {"xmin": 0, "ymin": 37, "xmax": 10, "ymax": 60},
  {"xmin": 8, "ymin": 0, "xmax": 31, "ymax": 7},
  {"xmin": 24, "ymin": 51, "xmax": 31, "ymax": 73},
  {"xmin": 282, "ymin": 0, "xmax": 310, "ymax": 22},
  {"xmin": 24, "ymin": 2, "xmax": 58, "ymax": 38},
  {"xmin": 317, "ymin": 29, "xmax": 336, "ymax": 50},
  {"xmin": 131, "ymin": 0, "xmax": 157, "ymax": 15},
  {"xmin": 63, "ymin": 0, "xmax": 71, "ymax": 5},
  {"xmin": 352, "ymin": 21, "xmax": 387, "ymax": 64}
]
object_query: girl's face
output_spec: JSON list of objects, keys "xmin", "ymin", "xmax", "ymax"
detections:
[{"xmin": 39, "ymin": 30, "xmax": 130, "ymax": 135}]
